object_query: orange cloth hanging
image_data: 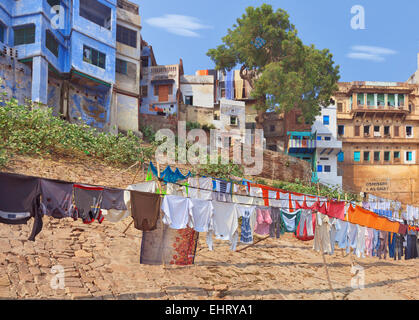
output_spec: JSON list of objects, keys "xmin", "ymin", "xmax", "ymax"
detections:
[{"xmin": 348, "ymin": 205, "xmax": 400, "ymax": 233}]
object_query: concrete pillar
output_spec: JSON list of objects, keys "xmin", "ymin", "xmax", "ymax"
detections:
[
  {"xmin": 395, "ymin": 94, "xmax": 399, "ymax": 107},
  {"xmin": 109, "ymin": 88, "xmax": 118, "ymax": 135},
  {"xmin": 374, "ymin": 94, "xmax": 378, "ymax": 107},
  {"xmin": 31, "ymin": 56, "xmax": 48, "ymax": 105}
]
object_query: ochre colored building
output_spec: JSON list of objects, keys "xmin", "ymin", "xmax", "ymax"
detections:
[{"xmin": 335, "ymin": 81, "xmax": 419, "ymax": 206}]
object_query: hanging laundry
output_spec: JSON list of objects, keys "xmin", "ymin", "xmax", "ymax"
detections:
[
  {"xmin": 290, "ymin": 193, "xmax": 305, "ymax": 211},
  {"xmin": 328, "ymin": 218, "xmax": 340, "ymax": 255},
  {"xmin": 73, "ymin": 184, "xmax": 104, "ymax": 224},
  {"xmin": 372, "ymin": 229, "xmax": 380, "ymax": 257},
  {"xmin": 405, "ymin": 229, "xmax": 418, "ymax": 260},
  {"xmin": 254, "ymin": 207, "xmax": 273, "ymax": 236},
  {"xmin": 295, "ymin": 203, "xmax": 314, "ymax": 238},
  {"xmin": 280, "ymin": 210, "xmax": 301, "ymax": 234},
  {"xmin": 140, "ymin": 217, "xmax": 199, "ymax": 266},
  {"xmin": 166, "ymin": 183, "xmax": 187, "ymax": 197},
  {"xmin": 101, "ymin": 188, "xmax": 127, "ymax": 211},
  {"xmin": 334, "ymin": 220, "xmax": 350, "ymax": 251},
  {"xmin": 269, "ymin": 207, "xmax": 282, "ymax": 239},
  {"xmin": 236, "ymin": 205, "xmax": 257, "ymax": 244},
  {"xmin": 304, "ymin": 195, "xmax": 318, "ymax": 210},
  {"xmin": 207, "ymin": 202, "xmax": 239, "ymax": 251},
  {"xmin": 40, "ymin": 178, "xmax": 74, "ymax": 219},
  {"xmin": 378, "ymin": 231, "xmax": 389, "ymax": 259},
  {"xmin": 365, "ymin": 228, "xmax": 374, "ymax": 257},
  {"xmin": 347, "ymin": 223, "xmax": 358, "ymax": 255},
  {"xmin": 394, "ymin": 234, "xmax": 404, "ymax": 260},
  {"xmin": 313, "ymin": 212, "xmax": 332, "ymax": 254},
  {"xmin": 130, "ymin": 190, "xmax": 162, "ymax": 231},
  {"xmin": 189, "ymin": 198, "xmax": 213, "ymax": 233},
  {"xmin": 188, "ymin": 177, "xmax": 213, "ymax": 200},
  {"xmin": 348, "ymin": 205, "xmax": 400, "ymax": 233},
  {"xmin": 161, "ymin": 195, "xmax": 193, "ymax": 230},
  {"xmin": 355, "ymin": 225, "xmax": 367, "ymax": 258},
  {"xmin": 326, "ymin": 201, "xmax": 346, "ymax": 220},
  {"xmin": 0, "ymin": 173, "xmax": 42, "ymax": 241},
  {"xmin": 213, "ymin": 179, "xmax": 232, "ymax": 203},
  {"xmin": 295, "ymin": 210, "xmax": 316, "ymax": 242},
  {"xmin": 250, "ymin": 186, "xmax": 265, "ymax": 206},
  {"xmin": 388, "ymin": 233, "xmax": 396, "ymax": 259}
]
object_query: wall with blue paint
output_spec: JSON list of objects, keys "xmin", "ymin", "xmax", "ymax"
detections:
[
  {"xmin": 0, "ymin": 54, "xmax": 32, "ymax": 105},
  {"xmin": 68, "ymin": 83, "xmax": 112, "ymax": 131}
]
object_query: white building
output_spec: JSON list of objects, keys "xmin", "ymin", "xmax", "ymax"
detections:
[
  {"xmin": 180, "ymin": 74, "xmax": 215, "ymax": 108},
  {"xmin": 312, "ymin": 104, "xmax": 343, "ymax": 189}
]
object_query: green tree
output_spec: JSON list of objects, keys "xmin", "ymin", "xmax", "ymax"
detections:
[{"xmin": 207, "ymin": 4, "xmax": 340, "ymax": 124}]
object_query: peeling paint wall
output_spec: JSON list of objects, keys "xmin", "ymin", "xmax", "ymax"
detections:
[
  {"xmin": 0, "ymin": 54, "xmax": 32, "ymax": 105},
  {"xmin": 68, "ymin": 83, "xmax": 112, "ymax": 131},
  {"xmin": 47, "ymin": 77, "xmax": 62, "ymax": 116}
]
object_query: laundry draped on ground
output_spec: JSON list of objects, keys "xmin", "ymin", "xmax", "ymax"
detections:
[{"xmin": 0, "ymin": 166, "xmax": 418, "ymax": 266}]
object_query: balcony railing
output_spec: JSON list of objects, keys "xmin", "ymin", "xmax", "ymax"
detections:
[{"xmin": 288, "ymin": 139, "xmax": 316, "ymax": 149}]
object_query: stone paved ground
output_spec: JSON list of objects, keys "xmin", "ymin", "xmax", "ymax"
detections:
[{"xmin": 0, "ymin": 216, "xmax": 418, "ymax": 300}]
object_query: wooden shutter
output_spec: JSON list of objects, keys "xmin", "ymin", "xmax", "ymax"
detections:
[
  {"xmin": 355, "ymin": 126, "xmax": 360, "ymax": 136},
  {"xmin": 394, "ymin": 126, "xmax": 399, "ymax": 137},
  {"xmin": 158, "ymin": 85, "xmax": 169, "ymax": 102}
]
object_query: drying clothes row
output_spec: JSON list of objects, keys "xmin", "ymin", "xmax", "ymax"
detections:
[
  {"xmin": 160, "ymin": 194, "xmax": 319, "ymax": 252},
  {"xmin": 0, "ymin": 172, "xmax": 163, "ymax": 241},
  {"xmin": 313, "ymin": 212, "xmax": 419, "ymax": 260}
]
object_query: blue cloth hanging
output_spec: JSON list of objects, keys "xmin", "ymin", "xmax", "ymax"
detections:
[{"xmin": 225, "ymin": 70, "xmax": 234, "ymax": 100}]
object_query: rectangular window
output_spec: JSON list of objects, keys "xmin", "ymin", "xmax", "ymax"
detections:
[
  {"xmin": 364, "ymin": 151, "xmax": 370, "ymax": 162},
  {"xmin": 116, "ymin": 25, "xmax": 137, "ymax": 48},
  {"xmin": 115, "ymin": 58, "xmax": 127, "ymax": 74},
  {"xmin": 14, "ymin": 25, "xmax": 35, "ymax": 46},
  {"xmin": 47, "ymin": 0, "xmax": 60, "ymax": 7},
  {"xmin": 0, "ymin": 25, "xmax": 4, "ymax": 43},
  {"xmin": 406, "ymin": 126, "xmax": 413, "ymax": 138},
  {"xmin": 338, "ymin": 152, "xmax": 344, "ymax": 163},
  {"xmin": 374, "ymin": 151, "xmax": 380, "ymax": 162},
  {"xmin": 367, "ymin": 93, "xmax": 375, "ymax": 106},
  {"xmin": 384, "ymin": 126, "xmax": 390, "ymax": 136},
  {"xmin": 406, "ymin": 152, "xmax": 413, "ymax": 162},
  {"xmin": 398, "ymin": 94, "xmax": 405, "ymax": 107},
  {"xmin": 46, "ymin": 30, "xmax": 59, "ymax": 57},
  {"xmin": 374, "ymin": 126, "xmax": 381, "ymax": 137},
  {"xmin": 83, "ymin": 45, "xmax": 106, "ymax": 69},
  {"xmin": 357, "ymin": 93, "xmax": 365, "ymax": 106},
  {"xmin": 324, "ymin": 165, "xmax": 331, "ymax": 173},
  {"xmin": 324, "ymin": 136, "xmax": 331, "ymax": 141},
  {"xmin": 354, "ymin": 151, "xmax": 361, "ymax": 162},
  {"xmin": 140, "ymin": 85, "xmax": 148, "ymax": 97},
  {"xmin": 317, "ymin": 165, "xmax": 323, "ymax": 173},
  {"xmin": 323, "ymin": 115, "xmax": 330, "ymax": 125},
  {"xmin": 338, "ymin": 125, "xmax": 345, "ymax": 136},
  {"xmin": 154, "ymin": 85, "xmax": 159, "ymax": 96},
  {"xmin": 384, "ymin": 152, "xmax": 390, "ymax": 162},
  {"xmin": 79, "ymin": 0, "xmax": 112, "ymax": 30},
  {"xmin": 394, "ymin": 126, "xmax": 400, "ymax": 137},
  {"xmin": 337, "ymin": 103, "xmax": 343, "ymax": 112},
  {"xmin": 364, "ymin": 125, "xmax": 370, "ymax": 136},
  {"xmin": 394, "ymin": 152, "xmax": 400, "ymax": 162},
  {"xmin": 377, "ymin": 93, "xmax": 385, "ymax": 107},
  {"xmin": 230, "ymin": 116, "xmax": 238, "ymax": 126},
  {"xmin": 185, "ymin": 96, "xmax": 193, "ymax": 105},
  {"xmin": 320, "ymin": 157, "xmax": 329, "ymax": 161},
  {"xmin": 354, "ymin": 126, "xmax": 360, "ymax": 137},
  {"xmin": 388, "ymin": 94, "xmax": 395, "ymax": 107},
  {"xmin": 270, "ymin": 125, "xmax": 275, "ymax": 132}
]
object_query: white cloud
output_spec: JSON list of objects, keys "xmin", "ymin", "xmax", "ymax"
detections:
[
  {"xmin": 347, "ymin": 45, "xmax": 397, "ymax": 62},
  {"xmin": 146, "ymin": 14, "xmax": 212, "ymax": 38}
]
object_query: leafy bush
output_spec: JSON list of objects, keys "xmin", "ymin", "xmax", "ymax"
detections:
[
  {"xmin": 141, "ymin": 125, "xmax": 156, "ymax": 143},
  {"xmin": 186, "ymin": 121, "xmax": 201, "ymax": 131},
  {"xmin": 197, "ymin": 156, "xmax": 244, "ymax": 180},
  {"xmin": 0, "ymin": 82, "xmax": 155, "ymax": 167}
]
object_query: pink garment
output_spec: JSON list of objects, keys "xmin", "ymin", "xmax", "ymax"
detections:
[
  {"xmin": 254, "ymin": 208, "xmax": 273, "ymax": 236},
  {"xmin": 327, "ymin": 201, "xmax": 346, "ymax": 220},
  {"xmin": 365, "ymin": 228, "xmax": 374, "ymax": 256}
]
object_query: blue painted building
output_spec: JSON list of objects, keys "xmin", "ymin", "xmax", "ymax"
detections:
[{"xmin": 0, "ymin": 0, "xmax": 121, "ymax": 131}]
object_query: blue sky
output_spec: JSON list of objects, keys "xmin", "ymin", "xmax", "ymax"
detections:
[{"xmin": 132, "ymin": 0, "xmax": 419, "ymax": 82}]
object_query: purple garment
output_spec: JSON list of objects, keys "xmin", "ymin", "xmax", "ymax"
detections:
[{"xmin": 40, "ymin": 179, "xmax": 74, "ymax": 219}]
